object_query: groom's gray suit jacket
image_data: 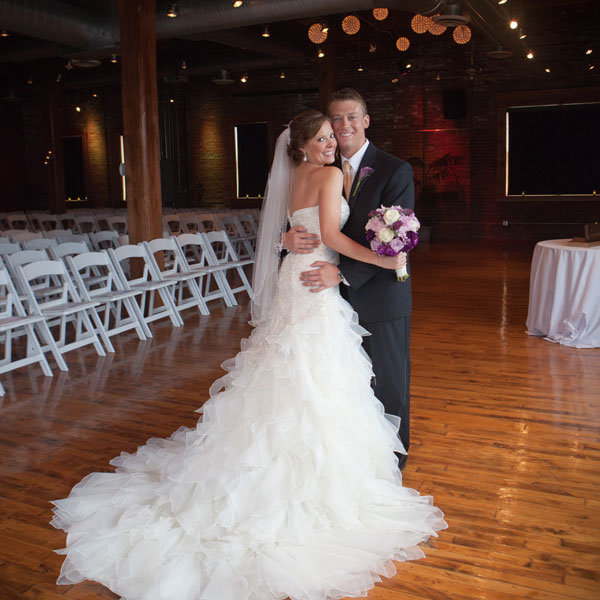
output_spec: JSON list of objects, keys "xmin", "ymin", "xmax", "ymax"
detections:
[{"xmin": 339, "ymin": 141, "xmax": 415, "ymax": 324}]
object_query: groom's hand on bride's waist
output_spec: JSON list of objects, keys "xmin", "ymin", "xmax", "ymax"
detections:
[
  {"xmin": 283, "ymin": 226, "xmax": 320, "ymax": 254},
  {"xmin": 300, "ymin": 261, "xmax": 339, "ymax": 293}
]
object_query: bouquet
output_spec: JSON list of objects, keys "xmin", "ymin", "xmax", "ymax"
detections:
[{"xmin": 365, "ymin": 206, "xmax": 420, "ymax": 281}]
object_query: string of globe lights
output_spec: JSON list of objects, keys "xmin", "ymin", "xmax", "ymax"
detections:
[{"xmin": 307, "ymin": 9, "xmax": 474, "ymax": 64}]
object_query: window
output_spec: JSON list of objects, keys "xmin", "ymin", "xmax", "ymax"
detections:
[
  {"xmin": 506, "ymin": 103, "xmax": 600, "ymax": 196},
  {"xmin": 62, "ymin": 136, "xmax": 86, "ymax": 202},
  {"xmin": 234, "ymin": 122, "xmax": 269, "ymax": 199}
]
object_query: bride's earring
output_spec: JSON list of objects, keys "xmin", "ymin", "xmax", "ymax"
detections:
[{"xmin": 303, "ymin": 152, "xmax": 307, "ymax": 162}]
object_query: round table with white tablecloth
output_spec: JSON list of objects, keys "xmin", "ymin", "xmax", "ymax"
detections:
[{"xmin": 526, "ymin": 239, "xmax": 600, "ymax": 348}]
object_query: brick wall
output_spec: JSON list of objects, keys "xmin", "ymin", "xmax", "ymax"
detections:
[{"xmin": 4, "ymin": 56, "xmax": 598, "ymax": 240}]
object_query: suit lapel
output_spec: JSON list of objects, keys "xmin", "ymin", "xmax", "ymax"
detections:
[{"xmin": 349, "ymin": 142, "xmax": 377, "ymax": 212}]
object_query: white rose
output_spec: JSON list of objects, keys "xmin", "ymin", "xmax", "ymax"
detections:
[
  {"xmin": 383, "ymin": 208, "xmax": 400, "ymax": 225},
  {"xmin": 378, "ymin": 227, "xmax": 395, "ymax": 243}
]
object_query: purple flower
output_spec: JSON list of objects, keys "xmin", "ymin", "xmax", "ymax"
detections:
[
  {"xmin": 351, "ymin": 166, "xmax": 375, "ymax": 197},
  {"xmin": 366, "ymin": 229, "xmax": 375, "ymax": 242}
]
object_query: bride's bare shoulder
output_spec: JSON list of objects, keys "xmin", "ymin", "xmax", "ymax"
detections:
[{"xmin": 313, "ymin": 165, "xmax": 342, "ymax": 184}]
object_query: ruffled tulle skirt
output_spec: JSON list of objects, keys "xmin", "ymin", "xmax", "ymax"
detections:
[{"xmin": 51, "ymin": 277, "xmax": 446, "ymax": 600}]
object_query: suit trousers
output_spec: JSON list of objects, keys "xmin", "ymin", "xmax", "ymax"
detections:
[{"xmin": 359, "ymin": 317, "xmax": 411, "ymax": 454}]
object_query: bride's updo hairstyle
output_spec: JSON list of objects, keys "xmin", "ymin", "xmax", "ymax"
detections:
[{"xmin": 287, "ymin": 109, "xmax": 330, "ymax": 165}]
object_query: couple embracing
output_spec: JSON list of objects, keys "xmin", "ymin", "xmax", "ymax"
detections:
[{"xmin": 51, "ymin": 88, "xmax": 446, "ymax": 600}]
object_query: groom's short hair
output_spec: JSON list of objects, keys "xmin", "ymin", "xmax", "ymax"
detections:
[{"xmin": 329, "ymin": 88, "xmax": 369, "ymax": 117}]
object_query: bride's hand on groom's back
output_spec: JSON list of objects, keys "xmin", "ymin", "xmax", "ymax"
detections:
[{"xmin": 283, "ymin": 226, "xmax": 320, "ymax": 254}]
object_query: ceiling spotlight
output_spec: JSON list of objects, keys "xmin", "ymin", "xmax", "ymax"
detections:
[
  {"xmin": 0, "ymin": 30, "xmax": 9, "ymax": 37},
  {"xmin": 509, "ymin": 20, "xmax": 518, "ymax": 29},
  {"xmin": 342, "ymin": 15, "xmax": 360, "ymax": 35},
  {"xmin": 435, "ymin": 72, "xmax": 441, "ymax": 81},
  {"xmin": 181, "ymin": 59, "xmax": 187, "ymax": 70},
  {"xmin": 498, "ymin": 0, "xmax": 508, "ymax": 4},
  {"xmin": 405, "ymin": 63, "xmax": 412, "ymax": 69},
  {"xmin": 589, "ymin": 64, "xmax": 596, "ymax": 70},
  {"xmin": 373, "ymin": 8, "xmax": 389, "ymax": 21},
  {"xmin": 586, "ymin": 48, "xmax": 593, "ymax": 55},
  {"xmin": 75, "ymin": 106, "xmax": 81, "ymax": 112},
  {"xmin": 544, "ymin": 67, "xmax": 551, "ymax": 73},
  {"xmin": 526, "ymin": 51, "xmax": 534, "ymax": 59},
  {"xmin": 27, "ymin": 77, "xmax": 33, "ymax": 85},
  {"xmin": 357, "ymin": 64, "xmax": 364, "ymax": 72},
  {"xmin": 240, "ymin": 73, "xmax": 248, "ymax": 83},
  {"xmin": 43, "ymin": 161, "xmax": 48, "ymax": 165},
  {"xmin": 279, "ymin": 71, "xmax": 286, "ymax": 79},
  {"xmin": 111, "ymin": 54, "xmax": 118, "ymax": 63},
  {"xmin": 169, "ymin": 98, "xmax": 175, "ymax": 103},
  {"xmin": 92, "ymin": 92, "xmax": 98, "ymax": 97},
  {"xmin": 262, "ymin": 25, "xmax": 270, "ymax": 38},
  {"xmin": 391, "ymin": 77, "xmax": 399, "ymax": 83},
  {"xmin": 519, "ymin": 29, "xmax": 527, "ymax": 39},
  {"xmin": 233, "ymin": 0, "xmax": 243, "ymax": 7},
  {"xmin": 317, "ymin": 47, "xmax": 325, "ymax": 58},
  {"xmin": 369, "ymin": 42, "xmax": 377, "ymax": 53},
  {"xmin": 320, "ymin": 21, "xmax": 329, "ymax": 34},
  {"xmin": 396, "ymin": 37, "xmax": 410, "ymax": 52},
  {"xmin": 166, "ymin": 3, "xmax": 177, "ymax": 18}
]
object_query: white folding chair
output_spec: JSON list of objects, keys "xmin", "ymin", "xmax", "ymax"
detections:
[
  {"xmin": 9, "ymin": 231, "xmax": 43, "ymax": 243},
  {"xmin": 0, "ymin": 243, "xmax": 23, "ymax": 258},
  {"xmin": 39, "ymin": 214, "xmax": 59, "ymax": 231},
  {"xmin": 67, "ymin": 251, "xmax": 151, "ymax": 342},
  {"xmin": 175, "ymin": 233, "xmax": 235, "ymax": 308},
  {"xmin": 108, "ymin": 245, "xmax": 182, "ymax": 328},
  {"xmin": 57, "ymin": 233, "xmax": 93, "ymax": 249},
  {"xmin": 198, "ymin": 213, "xmax": 220, "ymax": 232},
  {"xmin": 0, "ymin": 268, "xmax": 53, "ymax": 395},
  {"xmin": 18, "ymin": 260, "xmax": 112, "ymax": 370},
  {"xmin": 27, "ymin": 212, "xmax": 47, "ymax": 232},
  {"xmin": 22, "ymin": 238, "xmax": 58, "ymax": 251},
  {"xmin": 106, "ymin": 216, "xmax": 128, "ymax": 235},
  {"xmin": 73, "ymin": 215, "xmax": 99, "ymax": 234},
  {"xmin": 178, "ymin": 212, "xmax": 201, "ymax": 234},
  {"xmin": 202, "ymin": 231, "xmax": 254, "ymax": 303},
  {"xmin": 49, "ymin": 242, "xmax": 90, "ymax": 261},
  {"xmin": 216, "ymin": 214, "xmax": 255, "ymax": 260},
  {"xmin": 143, "ymin": 237, "xmax": 210, "ymax": 316},
  {"xmin": 89, "ymin": 230, "xmax": 120, "ymax": 251},
  {"xmin": 163, "ymin": 214, "xmax": 183, "ymax": 235},
  {"xmin": 5, "ymin": 249, "xmax": 62, "ymax": 305},
  {"xmin": 57, "ymin": 213, "xmax": 76, "ymax": 231},
  {"xmin": 6, "ymin": 214, "xmax": 29, "ymax": 230}
]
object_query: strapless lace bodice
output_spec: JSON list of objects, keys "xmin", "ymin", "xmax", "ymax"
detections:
[{"xmin": 288, "ymin": 198, "xmax": 350, "ymax": 263}]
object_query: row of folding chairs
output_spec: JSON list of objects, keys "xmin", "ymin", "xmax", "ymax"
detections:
[
  {"xmin": 0, "ymin": 212, "xmax": 129, "ymax": 235},
  {"xmin": 0, "ymin": 230, "xmax": 121, "ymax": 251},
  {"xmin": 163, "ymin": 212, "xmax": 258, "ymax": 261},
  {"xmin": 0, "ymin": 231, "xmax": 254, "ymax": 395}
]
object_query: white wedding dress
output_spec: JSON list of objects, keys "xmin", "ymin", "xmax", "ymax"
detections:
[{"xmin": 51, "ymin": 198, "xmax": 446, "ymax": 600}]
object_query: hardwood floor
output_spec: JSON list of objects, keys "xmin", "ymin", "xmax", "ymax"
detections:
[{"xmin": 0, "ymin": 241, "xmax": 598, "ymax": 600}]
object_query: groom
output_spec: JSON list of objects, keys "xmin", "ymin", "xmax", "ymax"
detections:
[{"xmin": 283, "ymin": 88, "xmax": 414, "ymax": 469}]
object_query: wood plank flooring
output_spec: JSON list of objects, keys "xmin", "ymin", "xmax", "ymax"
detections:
[{"xmin": 0, "ymin": 241, "xmax": 598, "ymax": 600}]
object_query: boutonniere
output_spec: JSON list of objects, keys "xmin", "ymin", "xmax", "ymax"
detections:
[{"xmin": 352, "ymin": 166, "xmax": 374, "ymax": 197}]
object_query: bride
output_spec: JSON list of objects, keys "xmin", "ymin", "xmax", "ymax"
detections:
[{"xmin": 51, "ymin": 109, "xmax": 447, "ymax": 600}]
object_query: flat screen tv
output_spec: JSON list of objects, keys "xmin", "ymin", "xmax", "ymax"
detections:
[{"xmin": 506, "ymin": 103, "xmax": 600, "ymax": 196}]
